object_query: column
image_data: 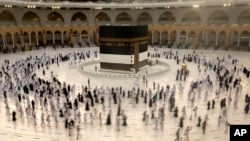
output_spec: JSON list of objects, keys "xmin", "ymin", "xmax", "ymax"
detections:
[
  {"xmin": 36, "ymin": 34, "xmax": 39, "ymax": 46},
  {"xmin": 3, "ymin": 36, "xmax": 6, "ymax": 49},
  {"xmin": 205, "ymin": 33, "xmax": 208, "ymax": 46},
  {"xmin": 194, "ymin": 34, "xmax": 198, "ymax": 47},
  {"xmin": 21, "ymin": 35, "xmax": 24, "ymax": 47},
  {"xmin": 237, "ymin": 36, "xmax": 240, "ymax": 47},
  {"xmin": 29, "ymin": 34, "xmax": 32, "ymax": 47},
  {"xmin": 186, "ymin": 35, "xmax": 189, "ymax": 44},
  {"xmin": 215, "ymin": 34, "xmax": 218, "ymax": 46},
  {"xmin": 79, "ymin": 33, "xmax": 82, "ymax": 44},
  {"xmin": 52, "ymin": 33, "xmax": 55, "ymax": 45},
  {"xmin": 226, "ymin": 33, "xmax": 230, "ymax": 47},
  {"xmin": 159, "ymin": 32, "xmax": 162, "ymax": 45},
  {"xmin": 43, "ymin": 33, "xmax": 46, "ymax": 47},
  {"xmin": 61, "ymin": 33, "xmax": 64, "ymax": 44},
  {"xmin": 69, "ymin": 31, "xmax": 73, "ymax": 47},
  {"xmin": 176, "ymin": 32, "xmax": 179, "ymax": 44},
  {"xmin": 168, "ymin": 33, "xmax": 171, "ymax": 45},
  {"xmin": 248, "ymin": 37, "xmax": 250, "ymax": 47},
  {"xmin": 151, "ymin": 32, "xmax": 153, "ymax": 45},
  {"xmin": 12, "ymin": 36, "xmax": 15, "ymax": 49}
]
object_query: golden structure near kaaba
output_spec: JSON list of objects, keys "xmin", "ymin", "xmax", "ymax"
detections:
[{"xmin": 182, "ymin": 63, "xmax": 187, "ymax": 71}]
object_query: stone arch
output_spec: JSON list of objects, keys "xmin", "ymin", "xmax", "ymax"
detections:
[
  {"xmin": 180, "ymin": 31, "xmax": 187, "ymax": 36},
  {"xmin": 207, "ymin": 31, "xmax": 216, "ymax": 47},
  {"xmin": 239, "ymin": 30, "xmax": 250, "ymax": 49},
  {"xmin": 23, "ymin": 32, "xmax": 29, "ymax": 48},
  {"xmin": 81, "ymin": 30, "xmax": 88, "ymax": 35},
  {"xmin": 0, "ymin": 34, "xmax": 3, "ymax": 52},
  {"xmin": 13, "ymin": 32, "xmax": 22, "ymax": 50},
  {"xmin": 162, "ymin": 31, "xmax": 169, "ymax": 46},
  {"xmin": 159, "ymin": 11, "xmax": 175, "ymax": 25},
  {"xmin": 71, "ymin": 12, "xmax": 88, "ymax": 26},
  {"xmin": 237, "ymin": 9, "xmax": 250, "ymax": 25},
  {"xmin": 179, "ymin": 31, "xmax": 187, "ymax": 47},
  {"xmin": 94, "ymin": 12, "xmax": 111, "ymax": 25},
  {"xmin": 182, "ymin": 11, "xmax": 201, "ymax": 24},
  {"xmin": 22, "ymin": 11, "xmax": 41, "ymax": 26},
  {"xmin": 208, "ymin": 10, "xmax": 228, "ymax": 25},
  {"xmin": 153, "ymin": 30, "xmax": 160, "ymax": 45},
  {"xmin": 217, "ymin": 31, "xmax": 226, "ymax": 48},
  {"xmin": 72, "ymin": 30, "xmax": 80, "ymax": 47},
  {"xmin": 54, "ymin": 30, "xmax": 62, "ymax": 46},
  {"xmin": 0, "ymin": 10, "xmax": 16, "ymax": 26},
  {"xmin": 30, "ymin": 31, "xmax": 36, "ymax": 48},
  {"xmin": 37, "ymin": 31, "xmax": 44, "ymax": 47},
  {"xmin": 46, "ymin": 12, "xmax": 65, "ymax": 25},
  {"xmin": 230, "ymin": 31, "xmax": 238, "ymax": 47},
  {"xmin": 45, "ymin": 30, "xmax": 53, "ymax": 46},
  {"xmin": 169, "ymin": 30, "xmax": 177, "ymax": 47},
  {"xmin": 137, "ymin": 12, "xmax": 152, "ymax": 25},
  {"xmin": 188, "ymin": 31, "xmax": 196, "ymax": 47},
  {"xmin": 5, "ymin": 32, "xmax": 13, "ymax": 52},
  {"xmin": 115, "ymin": 12, "xmax": 132, "ymax": 25},
  {"xmin": 81, "ymin": 30, "xmax": 89, "ymax": 47},
  {"xmin": 62, "ymin": 30, "xmax": 70, "ymax": 47}
]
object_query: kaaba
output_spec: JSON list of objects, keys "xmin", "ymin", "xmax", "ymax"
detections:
[{"xmin": 99, "ymin": 25, "xmax": 148, "ymax": 72}]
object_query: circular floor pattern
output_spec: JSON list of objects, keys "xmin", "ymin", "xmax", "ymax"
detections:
[{"xmin": 78, "ymin": 59, "xmax": 170, "ymax": 78}]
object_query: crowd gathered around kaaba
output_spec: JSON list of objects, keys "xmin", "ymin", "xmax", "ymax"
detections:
[{"xmin": 0, "ymin": 47, "xmax": 250, "ymax": 141}]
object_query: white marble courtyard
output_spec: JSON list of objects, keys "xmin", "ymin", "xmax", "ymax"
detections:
[{"xmin": 0, "ymin": 47, "xmax": 250, "ymax": 141}]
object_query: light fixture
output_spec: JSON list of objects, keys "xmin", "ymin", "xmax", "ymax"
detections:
[
  {"xmin": 223, "ymin": 3, "xmax": 231, "ymax": 7},
  {"xmin": 4, "ymin": 4, "xmax": 12, "ymax": 8},
  {"xmin": 52, "ymin": 6, "xmax": 60, "ymax": 10},
  {"xmin": 27, "ymin": 5, "xmax": 36, "ymax": 9},
  {"xmin": 165, "ymin": 6, "xmax": 170, "ymax": 9},
  {"xmin": 193, "ymin": 5, "xmax": 199, "ymax": 8},
  {"xmin": 136, "ymin": 7, "xmax": 143, "ymax": 10},
  {"xmin": 94, "ymin": 7, "xmax": 102, "ymax": 10}
]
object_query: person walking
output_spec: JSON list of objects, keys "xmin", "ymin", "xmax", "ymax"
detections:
[
  {"xmin": 175, "ymin": 128, "xmax": 181, "ymax": 141},
  {"xmin": 76, "ymin": 124, "xmax": 81, "ymax": 139},
  {"xmin": 184, "ymin": 126, "xmax": 192, "ymax": 141},
  {"xmin": 202, "ymin": 120, "xmax": 207, "ymax": 134}
]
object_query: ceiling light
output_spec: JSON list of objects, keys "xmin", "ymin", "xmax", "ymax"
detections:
[
  {"xmin": 193, "ymin": 5, "xmax": 199, "ymax": 8},
  {"xmin": 4, "ymin": 5, "xmax": 12, "ymax": 8},
  {"xmin": 223, "ymin": 3, "xmax": 231, "ymax": 7}
]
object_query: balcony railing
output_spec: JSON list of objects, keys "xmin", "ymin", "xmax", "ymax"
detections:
[{"xmin": 0, "ymin": 0, "xmax": 249, "ymax": 9}]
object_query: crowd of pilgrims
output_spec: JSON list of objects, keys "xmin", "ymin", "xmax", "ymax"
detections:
[{"xmin": 0, "ymin": 47, "xmax": 250, "ymax": 140}]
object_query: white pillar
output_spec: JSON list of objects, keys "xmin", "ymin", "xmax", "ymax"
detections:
[
  {"xmin": 52, "ymin": 34, "xmax": 55, "ymax": 45},
  {"xmin": 186, "ymin": 36, "xmax": 189, "ymax": 44},
  {"xmin": 3, "ymin": 36, "xmax": 6, "ymax": 49},
  {"xmin": 248, "ymin": 37, "xmax": 250, "ymax": 47},
  {"xmin": 36, "ymin": 34, "xmax": 39, "ymax": 46},
  {"xmin": 215, "ymin": 34, "xmax": 218, "ymax": 46},
  {"xmin": 176, "ymin": 32, "xmax": 179, "ymax": 43},
  {"xmin": 237, "ymin": 36, "xmax": 240, "ymax": 46},
  {"xmin": 29, "ymin": 34, "xmax": 32, "ymax": 46},
  {"xmin": 151, "ymin": 33, "xmax": 153, "ymax": 45},
  {"xmin": 12, "ymin": 36, "xmax": 15, "ymax": 48},
  {"xmin": 61, "ymin": 33, "xmax": 64, "ymax": 44},
  {"xmin": 205, "ymin": 33, "xmax": 208, "ymax": 46},
  {"xmin": 159, "ymin": 32, "xmax": 161, "ymax": 45},
  {"xmin": 79, "ymin": 33, "xmax": 82, "ymax": 44}
]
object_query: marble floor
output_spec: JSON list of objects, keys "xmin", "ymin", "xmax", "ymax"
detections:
[{"xmin": 0, "ymin": 47, "xmax": 250, "ymax": 141}]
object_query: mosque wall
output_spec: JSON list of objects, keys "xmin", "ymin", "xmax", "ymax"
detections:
[{"xmin": 0, "ymin": 5, "xmax": 250, "ymax": 53}]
